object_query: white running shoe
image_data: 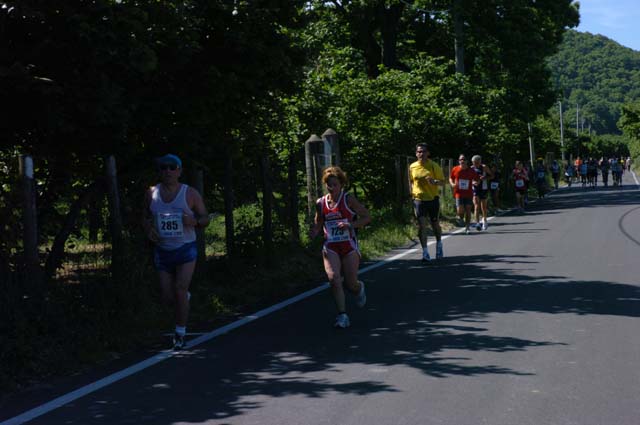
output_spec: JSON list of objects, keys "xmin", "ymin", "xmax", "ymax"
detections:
[
  {"xmin": 482, "ymin": 221, "xmax": 487, "ymax": 231},
  {"xmin": 356, "ymin": 281, "xmax": 367, "ymax": 308},
  {"xmin": 172, "ymin": 333, "xmax": 186, "ymax": 350},
  {"xmin": 334, "ymin": 313, "xmax": 350, "ymax": 329}
]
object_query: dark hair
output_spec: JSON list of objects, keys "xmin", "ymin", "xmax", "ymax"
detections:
[{"xmin": 415, "ymin": 143, "xmax": 428, "ymax": 151}]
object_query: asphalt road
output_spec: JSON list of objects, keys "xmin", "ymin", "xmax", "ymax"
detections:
[{"xmin": 3, "ymin": 173, "xmax": 640, "ymax": 425}]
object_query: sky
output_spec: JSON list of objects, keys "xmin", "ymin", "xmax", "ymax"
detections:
[{"xmin": 576, "ymin": 0, "xmax": 640, "ymax": 51}]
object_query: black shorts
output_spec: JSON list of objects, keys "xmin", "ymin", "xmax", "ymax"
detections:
[
  {"xmin": 413, "ymin": 197, "xmax": 440, "ymax": 222},
  {"xmin": 473, "ymin": 189, "xmax": 488, "ymax": 200}
]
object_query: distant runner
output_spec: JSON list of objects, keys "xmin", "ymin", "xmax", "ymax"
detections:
[
  {"xmin": 512, "ymin": 161, "xmax": 529, "ymax": 213},
  {"xmin": 310, "ymin": 166, "xmax": 370, "ymax": 329},
  {"xmin": 551, "ymin": 160, "xmax": 560, "ymax": 190},
  {"xmin": 470, "ymin": 155, "xmax": 493, "ymax": 231},
  {"xmin": 564, "ymin": 161, "xmax": 574, "ymax": 187},
  {"xmin": 534, "ymin": 159, "xmax": 547, "ymax": 198},
  {"xmin": 449, "ymin": 154, "xmax": 478, "ymax": 234},
  {"xmin": 600, "ymin": 157, "xmax": 609, "ymax": 187},
  {"xmin": 489, "ymin": 163, "xmax": 502, "ymax": 210}
]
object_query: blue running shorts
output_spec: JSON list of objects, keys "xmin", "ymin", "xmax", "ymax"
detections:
[{"xmin": 154, "ymin": 241, "xmax": 198, "ymax": 273}]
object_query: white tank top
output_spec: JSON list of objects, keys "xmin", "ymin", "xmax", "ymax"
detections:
[{"xmin": 149, "ymin": 184, "xmax": 196, "ymax": 250}]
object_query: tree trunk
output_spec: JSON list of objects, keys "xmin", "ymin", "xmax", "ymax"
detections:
[
  {"xmin": 223, "ymin": 149, "xmax": 235, "ymax": 258},
  {"xmin": 453, "ymin": 0, "xmax": 465, "ymax": 74},
  {"xmin": 190, "ymin": 168, "xmax": 206, "ymax": 274},
  {"xmin": 380, "ymin": 3, "xmax": 404, "ymax": 70},
  {"xmin": 260, "ymin": 155, "xmax": 273, "ymax": 267},
  {"xmin": 288, "ymin": 151, "xmax": 300, "ymax": 242},
  {"xmin": 104, "ymin": 156, "xmax": 123, "ymax": 276},
  {"xmin": 44, "ymin": 183, "xmax": 96, "ymax": 281},
  {"xmin": 87, "ymin": 189, "xmax": 103, "ymax": 243}
]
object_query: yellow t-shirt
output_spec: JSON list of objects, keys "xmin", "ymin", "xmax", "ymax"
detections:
[{"xmin": 409, "ymin": 159, "xmax": 444, "ymax": 201}]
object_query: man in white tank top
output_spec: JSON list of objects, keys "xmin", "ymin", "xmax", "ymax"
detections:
[{"xmin": 143, "ymin": 154, "xmax": 210, "ymax": 350}]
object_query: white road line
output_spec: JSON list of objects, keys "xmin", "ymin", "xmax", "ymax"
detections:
[{"xmin": 1, "ymin": 211, "xmax": 503, "ymax": 425}]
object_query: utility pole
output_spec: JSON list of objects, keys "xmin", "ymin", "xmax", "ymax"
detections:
[
  {"xmin": 527, "ymin": 122, "xmax": 535, "ymax": 168},
  {"xmin": 576, "ymin": 104, "xmax": 579, "ymax": 136},
  {"xmin": 559, "ymin": 101, "xmax": 565, "ymax": 162}
]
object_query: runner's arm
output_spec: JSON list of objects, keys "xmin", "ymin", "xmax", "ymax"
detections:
[
  {"xmin": 186, "ymin": 187, "xmax": 210, "ymax": 228},
  {"xmin": 346, "ymin": 195, "xmax": 371, "ymax": 229},
  {"xmin": 484, "ymin": 165, "xmax": 494, "ymax": 180}
]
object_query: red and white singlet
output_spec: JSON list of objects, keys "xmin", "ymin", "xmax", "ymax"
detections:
[{"xmin": 318, "ymin": 191, "xmax": 360, "ymax": 258}]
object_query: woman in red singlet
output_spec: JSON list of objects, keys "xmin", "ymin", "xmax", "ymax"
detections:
[{"xmin": 310, "ymin": 166, "xmax": 371, "ymax": 329}]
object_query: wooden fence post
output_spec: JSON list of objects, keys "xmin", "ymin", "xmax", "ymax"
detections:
[
  {"xmin": 20, "ymin": 155, "xmax": 41, "ymax": 290},
  {"xmin": 105, "ymin": 155, "xmax": 123, "ymax": 275}
]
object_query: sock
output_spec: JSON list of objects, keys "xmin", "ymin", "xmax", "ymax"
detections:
[
  {"xmin": 422, "ymin": 247, "xmax": 429, "ymax": 255},
  {"xmin": 175, "ymin": 325, "xmax": 186, "ymax": 336}
]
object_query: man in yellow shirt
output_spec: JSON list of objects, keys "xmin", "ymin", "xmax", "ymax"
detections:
[{"xmin": 409, "ymin": 143, "xmax": 445, "ymax": 261}]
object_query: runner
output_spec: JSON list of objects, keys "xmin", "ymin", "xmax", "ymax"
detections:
[
  {"xmin": 489, "ymin": 163, "xmax": 502, "ymax": 210},
  {"xmin": 534, "ymin": 159, "xmax": 547, "ymax": 198},
  {"xmin": 550, "ymin": 160, "xmax": 560, "ymax": 190},
  {"xmin": 574, "ymin": 156, "xmax": 582, "ymax": 185},
  {"xmin": 512, "ymin": 160, "xmax": 529, "ymax": 213},
  {"xmin": 587, "ymin": 158, "xmax": 597, "ymax": 188},
  {"xmin": 449, "ymin": 154, "xmax": 478, "ymax": 234},
  {"xmin": 612, "ymin": 158, "xmax": 623, "ymax": 187},
  {"xmin": 143, "ymin": 154, "xmax": 210, "ymax": 350},
  {"xmin": 409, "ymin": 143, "xmax": 445, "ymax": 260},
  {"xmin": 564, "ymin": 160, "xmax": 574, "ymax": 187},
  {"xmin": 579, "ymin": 160, "xmax": 588, "ymax": 187},
  {"xmin": 600, "ymin": 157, "xmax": 609, "ymax": 187},
  {"xmin": 470, "ymin": 155, "xmax": 493, "ymax": 231},
  {"xmin": 310, "ymin": 166, "xmax": 370, "ymax": 329}
]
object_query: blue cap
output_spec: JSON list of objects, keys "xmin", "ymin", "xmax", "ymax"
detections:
[{"xmin": 157, "ymin": 154, "xmax": 182, "ymax": 168}]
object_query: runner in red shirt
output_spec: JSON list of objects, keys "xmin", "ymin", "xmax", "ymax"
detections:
[{"xmin": 449, "ymin": 154, "xmax": 479, "ymax": 234}]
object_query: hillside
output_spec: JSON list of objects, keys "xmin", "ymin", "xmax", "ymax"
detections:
[{"xmin": 547, "ymin": 30, "xmax": 640, "ymax": 135}]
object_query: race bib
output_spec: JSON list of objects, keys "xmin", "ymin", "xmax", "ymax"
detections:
[
  {"xmin": 537, "ymin": 172, "xmax": 545, "ymax": 179},
  {"xmin": 490, "ymin": 182, "xmax": 499, "ymax": 190},
  {"xmin": 515, "ymin": 179, "xmax": 525, "ymax": 188},
  {"xmin": 326, "ymin": 219, "xmax": 351, "ymax": 243},
  {"xmin": 481, "ymin": 180, "xmax": 488, "ymax": 190},
  {"xmin": 458, "ymin": 179, "xmax": 470, "ymax": 190},
  {"xmin": 156, "ymin": 212, "xmax": 184, "ymax": 238}
]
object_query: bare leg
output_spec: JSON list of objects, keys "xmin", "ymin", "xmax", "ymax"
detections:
[
  {"xmin": 341, "ymin": 251, "xmax": 362, "ymax": 296},
  {"xmin": 174, "ymin": 261, "xmax": 196, "ymax": 327},
  {"xmin": 323, "ymin": 250, "xmax": 346, "ymax": 313}
]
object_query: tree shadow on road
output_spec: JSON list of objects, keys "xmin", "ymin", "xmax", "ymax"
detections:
[{"xmin": 52, "ymin": 252, "xmax": 640, "ymax": 424}]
